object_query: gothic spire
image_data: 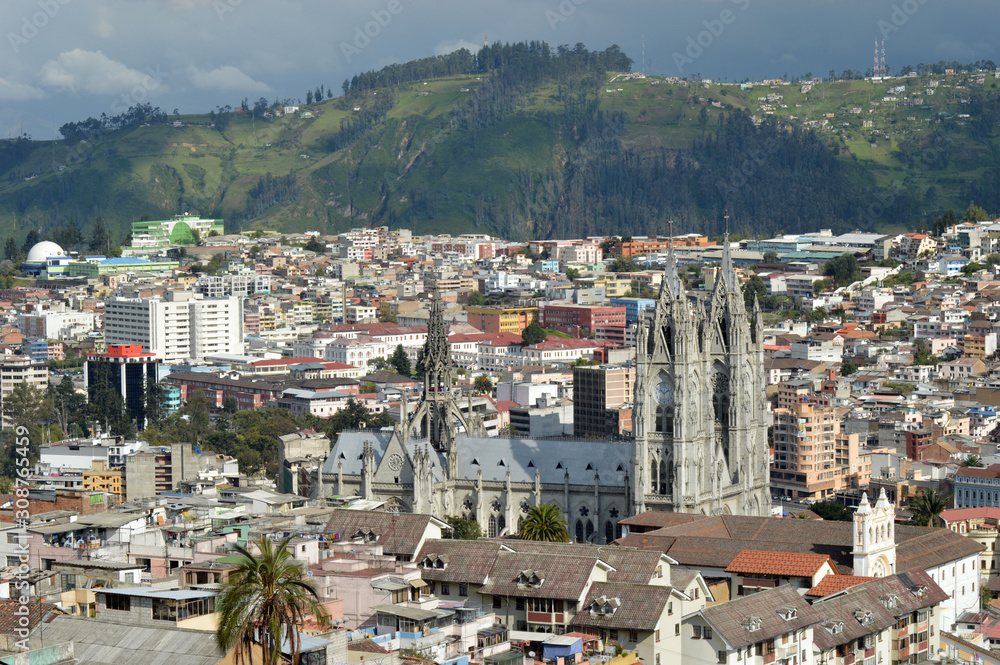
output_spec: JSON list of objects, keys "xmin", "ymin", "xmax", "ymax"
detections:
[
  {"xmin": 664, "ymin": 219, "xmax": 682, "ymax": 297},
  {"xmin": 720, "ymin": 210, "xmax": 736, "ymax": 291}
]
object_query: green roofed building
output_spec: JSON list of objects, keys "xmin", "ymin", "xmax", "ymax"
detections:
[{"xmin": 130, "ymin": 214, "xmax": 224, "ymax": 248}]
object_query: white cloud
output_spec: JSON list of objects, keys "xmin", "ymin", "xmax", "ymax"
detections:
[
  {"xmin": 433, "ymin": 39, "xmax": 480, "ymax": 56},
  {"xmin": 39, "ymin": 49, "xmax": 154, "ymax": 95},
  {"xmin": 95, "ymin": 6, "xmax": 115, "ymax": 39},
  {"xmin": 0, "ymin": 77, "xmax": 44, "ymax": 102},
  {"xmin": 189, "ymin": 65, "xmax": 271, "ymax": 93}
]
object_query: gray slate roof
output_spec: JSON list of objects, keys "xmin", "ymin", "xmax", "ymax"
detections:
[
  {"xmin": 571, "ymin": 582, "xmax": 674, "ymax": 632},
  {"xmin": 38, "ymin": 615, "xmax": 228, "ymax": 665},
  {"xmin": 327, "ymin": 431, "xmax": 632, "ymax": 485}
]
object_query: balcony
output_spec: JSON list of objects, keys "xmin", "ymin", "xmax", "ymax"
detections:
[{"xmin": 526, "ymin": 611, "xmax": 564, "ymax": 624}]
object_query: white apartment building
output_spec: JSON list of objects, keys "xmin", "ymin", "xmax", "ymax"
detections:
[
  {"xmin": 104, "ymin": 292, "xmax": 243, "ymax": 363},
  {"xmin": 856, "ymin": 287, "xmax": 894, "ymax": 312},
  {"xmin": 0, "ymin": 356, "xmax": 48, "ymax": 428},
  {"xmin": 789, "ymin": 335, "xmax": 843, "ymax": 363},
  {"xmin": 195, "ymin": 274, "xmax": 270, "ymax": 298},
  {"xmin": 345, "ymin": 305, "xmax": 377, "ymax": 323},
  {"xmin": 324, "ymin": 336, "xmax": 390, "ymax": 367},
  {"xmin": 18, "ymin": 310, "xmax": 97, "ymax": 340}
]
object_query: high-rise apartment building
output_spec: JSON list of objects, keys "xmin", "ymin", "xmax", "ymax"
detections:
[
  {"xmin": 0, "ymin": 356, "xmax": 48, "ymax": 428},
  {"xmin": 572, "ymin": 364, "xmax": 635, "ymax": 438},
  {"xmin": 84, "ymin": 345, "xmax": 160, "ymax": 429},
  {"xmin": 104, "ymin": 292, "xmax": 243, "ymax": 363},
  {"xmin": 771, "ymin": 400, "xmax": 865, "ymax": 501}
]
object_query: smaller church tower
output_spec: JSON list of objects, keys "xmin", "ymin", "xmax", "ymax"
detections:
[{"xmin": 852, "ymin": 489, "xmax": 896, "ymax": 577}]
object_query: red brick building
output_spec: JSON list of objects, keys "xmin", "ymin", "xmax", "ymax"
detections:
[{"xmin": 541, "ymin": 304, "xmax": 625, "ymax": 335}]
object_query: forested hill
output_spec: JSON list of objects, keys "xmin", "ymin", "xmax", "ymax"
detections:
[{"xmin": 2, "ymin": 41, "xmax": 1000, "ymax": 247}]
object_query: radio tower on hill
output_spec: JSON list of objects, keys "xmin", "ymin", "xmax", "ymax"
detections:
[{"xmin": 873, "ymin": 37, "xmax": 887, "ymax": 79}]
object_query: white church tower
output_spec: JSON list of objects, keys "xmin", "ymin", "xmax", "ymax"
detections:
[{"xmin": 852, "ymin": 489, "xmax": 896, "ymax": 577}]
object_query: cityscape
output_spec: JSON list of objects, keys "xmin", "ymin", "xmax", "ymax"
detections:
[
  {"xmin": 0, "ymin": 215, "xmax": 994, "ymax": 663},
  {"xmin": 2, "ymin": 0, "xmax": 1000, "ymax": 662}
]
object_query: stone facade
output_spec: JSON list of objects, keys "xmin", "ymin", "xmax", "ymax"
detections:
[{"xmin": 320, "ymin": 242, "xmax": 771, "ymax": 538}]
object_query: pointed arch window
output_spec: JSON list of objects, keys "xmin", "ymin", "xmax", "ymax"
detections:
[
  {"xmin": 488, "ymin": 515, "xmax": 498, "ymax": 538},
  {"xmin": 605, "ymin": 521, "xmax": 614, "ymax": 544},
  {"xmin": 585, "ymin": 520, "xmax": 594, "ymax": 542},
  {"xmin": 665, "ymin": 325, "xmax": 674, "ymax": 357},
  {"xmin": 575, "ymin": 519, "xmax": 585, "ymax": 543},
  {"xmin": 498, "ymin": 515, "xmax": 506, "ymax": 535},
  {"xmin": 659, "ymin": 460, "xmax": 668, "ymax": 495}
]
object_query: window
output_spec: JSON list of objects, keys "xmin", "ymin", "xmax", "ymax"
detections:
[
  {"xmin": 704, "ymin": 627, "xmax": 713, "ymax": 640},
  {"xmin": 655, "ymin": 630, "xmax": 660, "ymax": 642},
  {"xmin": 610, "ymin": 630, "xmax": 619, "ymax": 642},
  {"xmin": 693, "ymin": 626, "xmax": 702, "ymax": 639},
  {"xmin": 493, "ymin": 596, "xmax": 502, "ymax": 609},
  {"xmin": 718, "ymin": 650, "xmax": 726, "ymax": 663},
  {"xmin": 105, "ymin": 594, "xmax": 130, "ymax": 612},
  {"xmin": 668, "ymin": 602, "xmax": 673, "ymax": 615},
  {"xmin": 675, "ymin": 624, "xmax": 680, "ymax": 636},
  {"xmin": 693, "ymin": 588, "xmax": 699, "ymax": 599},
  {"xmin": 630, "ymin": 630, "xmax": 638, "ymax": 643},
  {"xmin": 459, "ymin": 583, "xmax": 468, "ymax": 597},
  {"xmin": 516, "ymin": 598, "xmax": 525, "ymax": 611},
  {"xmin": 441, "ymin": 583, "xmax": 450, "ymax": 595},
  {"xmin": 655, "ymin": 656, "xmax": 660, "ymax": 665}
]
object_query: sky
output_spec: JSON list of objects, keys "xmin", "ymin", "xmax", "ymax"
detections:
[{"xmin": 1, "ymin": 0, "xmax": 998, "ymax": 140}]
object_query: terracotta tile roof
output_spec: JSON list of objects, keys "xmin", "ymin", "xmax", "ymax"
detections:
[
  {"xmin": 725, "ymin": 550, "xmax": 834, "ymax": 577},
  {"xmin": 614, "ymin": 514, "xmax": 982, "ymax": 576},
  {"xmin": 348, "ymin": 639, "xmax": 391, "ymax": 654},
  {"xmin": 956, "ymin": 464, "xmax": 1000, "ymax": 479},
  {"xmin": 806, "ymin": 575, "xmax": 876, "ymax": 598},
  {"xmin": 570, "ymin": 582, "xmax": 673, "ymax": 632},
  {"xmin": 0, "ymin": 599, "xmax": 59, "ymax": 636}
]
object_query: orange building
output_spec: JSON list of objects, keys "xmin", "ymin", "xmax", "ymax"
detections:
[
  {"xmin": 466, "ymin": 306, "xmax": 538, "ymax": 334},
  {"xmin": 620, "ymin": 234, "xmax": 713, "ymax": 257}
]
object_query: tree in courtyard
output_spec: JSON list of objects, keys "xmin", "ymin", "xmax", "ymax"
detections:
[
  {"xmin": 908, "ymin": 489, "xmax": 950, "ymax": 527},
  {"xmin": 518, "ymin": 503, "xmax": 569, "ymax": 542},
  {"xmin": 443, "ymin": 516, "xmax": 482, "ymax": 540}
]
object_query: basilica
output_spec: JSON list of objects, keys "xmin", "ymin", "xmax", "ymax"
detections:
[{"xmin": 318, "ymin": 239, "xmax": 771, "ymax": 542}]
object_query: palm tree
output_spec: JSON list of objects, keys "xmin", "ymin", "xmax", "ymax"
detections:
[
  {"xmin": 961, "ymin": 455, "xmax": 985, "ymax": 468},
  {"xmin": 216, "ymin": 536, "xmax": 327, "ymax": 665},
  {"xmin": 518, "ymin": 503, "xmax": 569, "ymax": 542},
  {"xmin": 909, "ymin": 489, "xmax": 951, "ymax": 527}
]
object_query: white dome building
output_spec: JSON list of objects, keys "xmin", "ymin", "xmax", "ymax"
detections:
[
  {"xmin": 26, "ymin": 241, "xmax": 65, "ymax": 264},
  {"xmin": 24, "ymin": 240, "xmax": 66, "ymax": 276}
]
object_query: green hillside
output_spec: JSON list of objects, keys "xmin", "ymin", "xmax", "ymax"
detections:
[{"xmin": 2, "ymin": 43, "xmax": 1000, "ymax": 247}]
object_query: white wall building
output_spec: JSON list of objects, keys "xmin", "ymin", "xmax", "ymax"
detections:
[{"xmin": 104, "ymin": 292, "xmax": 243, "ymax": 363}]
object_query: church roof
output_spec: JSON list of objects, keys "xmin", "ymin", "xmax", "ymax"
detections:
[
  {"xmin": 615, "ymin": 514, "xmax": 983, "ymax": 576},
  {"xmin": 327, "ymin": 431, "xmax": 633, "ymax": 486}
]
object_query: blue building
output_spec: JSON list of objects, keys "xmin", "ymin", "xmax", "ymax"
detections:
[
  {"xmin": 26, "ymin": 338, "xmax": 49, "ymax": 361},
  {"xmin": 609, "ymin": 297, "xmax": 656, "ymax": 325},
  {"xmin": 954, "ymin": 463, "xmax": 1000, "ymax": 508}
]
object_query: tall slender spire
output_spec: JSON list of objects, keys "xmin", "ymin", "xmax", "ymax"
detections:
[
  {"xmin": 721, "ymin": 210, "xmax": 736, "ymax": 290},
  {"xmin": 664, "ymin": 219, "xmax": 681, "ymax": 296}
]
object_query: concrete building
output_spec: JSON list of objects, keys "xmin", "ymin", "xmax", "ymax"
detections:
[
  {"xmin": 84, "ymin": 344, "xmax": 160, "ymax": 429},
  {"xmin": 129, "ymin": 213, "xmax": 224, "ymax": 248},
  {"xmin": 466, "ymin": 306, "xmax": 538, "ymax": 334},
  {"xmin": 572, "ymin": 364, "xmax": 635, "ymax": 439},
  {"xmin": 771, "ymin": 400, "xmax": 862, "ymax": 501},
  {"xmin": 0, "ymin": 355, "xmax": 48, "ymax": 428},
  {"xmin": 104, "ymin": 292, "xmax": 243, "ymax": 363}
]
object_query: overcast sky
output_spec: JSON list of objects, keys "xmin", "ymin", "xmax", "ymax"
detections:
[{"xmin": 2, "ymin": 0, "xmax": 997, "ymax": 140}]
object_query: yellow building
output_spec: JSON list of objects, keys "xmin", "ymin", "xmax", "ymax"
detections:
[
  {"xmin": 82, "ymin": 460, "xmax": 125, "ymax": 500},
  {"xmin": 466, "ymin": 306, "xmax": 538, "ymax": 334}
]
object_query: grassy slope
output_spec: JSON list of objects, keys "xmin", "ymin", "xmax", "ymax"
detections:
[{"xmin": 0, "ymin": 71, "xmax": 995, "ymax": 243}]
